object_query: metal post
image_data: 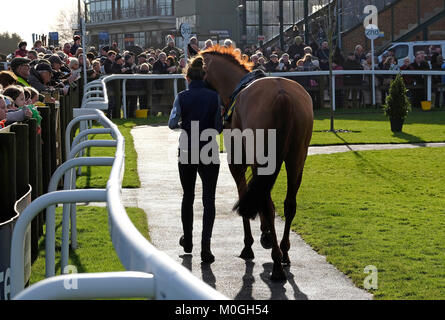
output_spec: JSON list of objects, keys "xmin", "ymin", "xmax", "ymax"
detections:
[
  {"xmin": 279, "ymin": 0, "xmax": 285, "ymax": 50},
  {"xmin": 428, "ymin": 75, "xmax": 432, "ymax": 101},
  {"xmin": 332, "ymin": 75, "xmax": 336, "ymax": 111},
  {"xmin": 123, "ymin": 79, "xmax": 127, "ymax": 119},
  {"xmin": 304, "ymin": 0, "xmax": 309, "ymax": 43},
  {"xmin": 371, "ymin": 39, "xmax": 376, "ymax": 107}
]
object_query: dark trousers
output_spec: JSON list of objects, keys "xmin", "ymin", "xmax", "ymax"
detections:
[{"xmin": 178, "ymin": 163, "xmax": 220, "ymax": 245}]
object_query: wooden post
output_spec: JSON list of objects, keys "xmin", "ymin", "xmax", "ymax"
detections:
[
  {"xmin": 37, "ymin": 107, "xmax": 52, "ymax": 197},
  {"xmin": 48, "ymin": 103, "xmax": 57, "ymax": 175},
  {"xmin": 10, "ymin": 124, "xmax": 29, "ymax": 199},
  {"xmin": 0, "ymin": 133, "xmax": 17, "ymax": 222},
  {"xmin": 27, "ymin": 119, "xmax": 40, "ymax": 262}
]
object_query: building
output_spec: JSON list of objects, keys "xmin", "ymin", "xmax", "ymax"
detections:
[{"xmin": 85, "ymin": 0, "xmax": 176, "ymax": 50}]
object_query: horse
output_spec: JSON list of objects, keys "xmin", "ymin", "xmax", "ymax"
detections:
[{"xmin": 200, "ymin": 45, "xmax": 314, "ymax": 281}]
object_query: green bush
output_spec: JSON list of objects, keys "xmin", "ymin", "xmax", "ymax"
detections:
[{"xmin": 383, "ymin": 74, "xmax": 411, "ymax": 119}]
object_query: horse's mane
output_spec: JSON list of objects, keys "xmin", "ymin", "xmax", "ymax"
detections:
[{"xmin": 200, "ymin": 45, "xmax": 254, "ymax": 73}]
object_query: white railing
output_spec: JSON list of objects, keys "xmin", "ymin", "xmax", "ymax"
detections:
[
  {"xmin": 10, "ymin": 108, "xmax": 227, "ymax": 300},
  {"xmin": 82, "ymin": 70, "xmax": 445, "ymax": 118}
]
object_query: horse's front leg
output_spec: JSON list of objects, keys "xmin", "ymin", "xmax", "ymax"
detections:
[{"xmin": 229, "ymin": 163, "xmax": 254, "ymax": 260}]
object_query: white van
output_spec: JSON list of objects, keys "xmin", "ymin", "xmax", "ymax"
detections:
[{"xmin": 378, "ymin": 41, "xmax": 445, "ymax": 67}]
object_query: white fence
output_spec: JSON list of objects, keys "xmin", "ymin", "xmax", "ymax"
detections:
[
  {"xmin": 81, "ymin": 70, "xmax": 445, "ymax": 118},
  {"xmin": 9, "ymin": 108, "xmax": 227, "ymax": 300}
]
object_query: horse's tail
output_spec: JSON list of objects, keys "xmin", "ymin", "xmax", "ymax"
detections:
[{"xmin": 234, "ymin": 89, "xmax": 294, "ymax": 220}]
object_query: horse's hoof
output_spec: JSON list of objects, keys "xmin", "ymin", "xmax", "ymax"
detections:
[
  {"xmin": 240, "ymin": 247, "xmax": 255, "ymax": 260},
  {"xmin": 282, "ymin": 255, "xmax": 291, "ymax": 267},
  {"xmin": 270, "ymin": 268, "xmax": 287, "ymax": 282},
  {"xmin": 260, "ymin": 232, "xmax": 273, "ymax": 250}
]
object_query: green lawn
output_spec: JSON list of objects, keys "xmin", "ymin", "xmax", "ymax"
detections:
[
  {"xmin": 30, "ymin": 206, "xmax": 150, "ymax": 285},
  {"xmin": 311, "ymin": 109, "xmax": 445, "ymax": 145},
  {"xmin": 271, "ymin": 147, "xmax": 445, "ymax": 300},
  {"xmin": 76, "ymin": 116, "xmax": 169, "ymax": 189}
]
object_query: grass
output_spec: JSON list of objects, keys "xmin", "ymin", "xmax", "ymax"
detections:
[
  {"xmin": 76, "ymin": 116, "xmax": 169, "ymax": 189},
  {"xmin": 30, "ymin": 206, "xmax": 150, "ymax": 286},
  {"xmin": 310, "ymin": 109, "xmax": 445, "ymax": 146},
  {"xmin": 271, "ymin": 147, "xmax": 445, "ymax": 300}
]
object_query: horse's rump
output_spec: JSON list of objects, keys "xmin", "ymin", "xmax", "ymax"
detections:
[{"xmin": 233, "ymin": 78, "xmax": 313, "ymax": 219}]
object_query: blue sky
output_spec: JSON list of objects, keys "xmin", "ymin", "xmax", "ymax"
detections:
[{"xmin": 0, "ymin": 0, "xmax": 76, "ymax": 44}]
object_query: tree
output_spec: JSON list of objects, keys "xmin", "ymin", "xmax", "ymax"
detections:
[
  {"xmin": 0, "ymin": 32, "xmax": 23, "ymax": 56},
  {"xmin": 50, "ymin": 7, "xmax": 78, "ymax": 45},
  {"xmin": 308, "ymin": 0, "xmax": 339, "ymax": 132}
]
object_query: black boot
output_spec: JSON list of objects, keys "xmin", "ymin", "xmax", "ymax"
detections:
[
  {"xmin": 201, "ymin": 240, "xmax": 215, "ymax": 264},
  {"xmin": 180, "ymin": 235, "xmax": 193, "ymax": 254}
]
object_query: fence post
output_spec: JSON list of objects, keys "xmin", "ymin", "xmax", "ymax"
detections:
[
  {"xmin": 27, "ymin": 119, "xmax": 40, "ymax": 262},
  {"xmin": 37, "ymin": 107, "xmax": 52, "ymax": 202},
  {"xmin": 48, "ymin": 103, "xmax": 57, "ymax": 176},
  {"xmin": 0, "ymin": 133, "xmax": 17, "ymax": 223},
  {"xmin": 10, "ymin": 124, "xmax": 29, "ymax": 203}
]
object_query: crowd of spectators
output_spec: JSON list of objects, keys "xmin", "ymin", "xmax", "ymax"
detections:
[{"xmin": 2, "ymin": 33, "xmax": 445, "ymax": 127}]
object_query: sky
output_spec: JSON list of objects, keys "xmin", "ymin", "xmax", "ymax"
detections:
[{"xmin": 0, "ymin": 0, "xmax": 77, "ymax": 45}]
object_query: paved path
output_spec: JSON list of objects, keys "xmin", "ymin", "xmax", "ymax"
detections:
[{"xmin": 114, "ymin": 127, "xmax": 445, "ymax": 300}]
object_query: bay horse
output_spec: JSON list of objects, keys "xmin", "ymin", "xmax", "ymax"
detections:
[{"xmin": 200, "ymin": 45, "xmax": 314, "ymax": 281}]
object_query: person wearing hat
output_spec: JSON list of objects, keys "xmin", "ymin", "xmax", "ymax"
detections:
[
  {"xmin": 27, "ymin": 62, "xmax": 54, "ymax": 93},
  {"xmin": 265, "ymin": 53, "xmax": 280, "ymax": 72},
  {"xmin": 188, "ymin": 37, "xmax": 199, "ymax": 58},
  {"xmin": 70, "ymin": 35, "xmax": 82, "ymax": 56},
  {"xmin": 11, "ymin": 57, "xmax": 31, "ymax": 87},
  {"xmin": 15, "ymin": 41, "xmax": 28, "ymax": 58},
  {"xmin": 287, "ymin": 36, "xmax": 306, "ymax": 61},
  {"xmin": 162, "ymin": 35, "xmax": 182, "ymax": 59}
]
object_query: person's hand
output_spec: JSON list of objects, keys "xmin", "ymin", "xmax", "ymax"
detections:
[
  {"xmin": 24, "ymin": 107, "xmax": 33, "ymax": 119},
  {"xmin": 63, "ymin": 86, "xmax": 69, "ymax": 96}
]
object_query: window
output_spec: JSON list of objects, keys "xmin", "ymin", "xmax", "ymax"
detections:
[{"xmin": 392, "ymin": 45, "xmax": 409, "ymax": 61}]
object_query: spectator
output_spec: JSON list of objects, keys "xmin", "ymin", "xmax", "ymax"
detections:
[
  {"xmin": 0, "ymin": 71, "xmax": 18, "ymax": 88},
  {"xmin": 287, "ymin": 36, "xmax": 306, "ymax": 61},
  {"xmin": 316, "ymin": 41, "xmax": 330, "ymax": 71},
  {"xmin": 166, "ymin": 56, "xmax": 177, "ymax": 74},
  {"xmin": 15, "ymin": 41, "xmax": 28, "ymax": 58},
  {"xmin": 188, "ymin": 37, "xmax": 200, "ymax": 57},
  {"xmin": 343, "ymin": 52, "xmax": 363, "ymax": 108},
  {"xmin": 0, "ymin": 93, "xmax": 32, "ymax": 126},
  {"xmin": 27, "ymin": 50, "xmax": 38, "ymax": 61},
  {"xmin": 400, "ymin": 57, "xmax": 414, "ymax": 86},
  {"xmin": 33, "ymin": 40, "xmax": 45, "ymax": 54},
  {"xmin": 69, "ymin": 58, "xmax": 82, "ymax": 80},
  {"xmin": 104, "ymin": 51, "xmax": 116, "ymax": 74},
  {"xmin": 223, "ymin": 39, "xmax": 234, "ymax": 48},
  {"xmin": 11, "ymin": 57, "xmax": 31, "ymax": 87},
  {"xmin": 91, "ymin": 59, "xmax": 102, "ymax": 78},
  {"xmin": 162, "ymin": 35, "xmax": 182, "ymax": 58},
  {"xmin": 203, "ymin": 39, "xmax": 214, "ymax": 50},
  {"xmin": 332, "ymin": 60, "xmax": 344, "ymax": 109},
  {"xmin": 278, "ymin": 53, "xmax": 292, "ymax": 72},
  {"xmin": 137, "ymin": 53, "xmax": 148, "ymax": 66},
  {"xmin": 177, "ymin": 58, "xmax": 187, "ymax": 74},
  {"xmin": 70, "ymin": 35, "xmax": 82, "ymax": 56},
  {"xmin": 265, "ymin": 53, "xmax": 280, "ymax": 72},
  {"xmin": 111, "ymin": 54, "xmax": 125, "ymax": 74},
  {"xmin": 432, "ymin": 55, "xmax": 443, "ymax": 108},
  {"xmin": 3, "ymin": 86, "xmax": 27, "ymax": 109},
  {"xmin": 354, "ymin": 45, "xmax": 366, "ymax": 65},
  {"xmin": 28, "ymin": 62, "xmax": 54, "ymax": 93},
  {"xmin": 153, "ymin": 52, "xmax": 169, "ymax": 74},
  {"xmin": 410, "ymin": 53, "xmax": 430, "ymax": 108},
  {"xmin": 63, "ymin": 43, "xmax": 72, "ymax": 57}
]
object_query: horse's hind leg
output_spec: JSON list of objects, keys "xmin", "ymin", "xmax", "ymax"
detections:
[
  {"xmin": 263, "ymin": 194, "xmax": 286, "ymax": 281},
  {"xmin": 229, "ymin": 164, "xmax": 254, "ymax": 260},
  {"xmin": 280, "ymin": 160, "xmax": 304, "ymax": 266}
]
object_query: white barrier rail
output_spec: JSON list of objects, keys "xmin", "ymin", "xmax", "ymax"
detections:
[
  {"xmin": 82, "ymin": 70, "xmax": 445, "ymax": 118},
  {"xmin": 10, "ymin": 109, "xmax": 227, "ymax": 300}
]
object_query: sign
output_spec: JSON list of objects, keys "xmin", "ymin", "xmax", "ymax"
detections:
[
  {"xmin": 180, "ymin": 23, "xmax": 192, "ymax": 40},
  {"xmin": 176, "ymin": 16, "xmax": 196, "ymax": 30},
  {"xmin": 209, "ymin": 30, "xmax": 231, "ymax": 38},
  {"xmin": 365, "ymin": 24, "xmax": 380, "ymax": 40},
  {"xmin": 99, "ymin": 32, "xmax": 110, "ymax": 46},
  {"xmin": 258, "ymin": 35, "xmax": 265, "ymax": 42},
  {"xmin": 48, "ymin": 32, "xmax": 59, "ymax": 46}
]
